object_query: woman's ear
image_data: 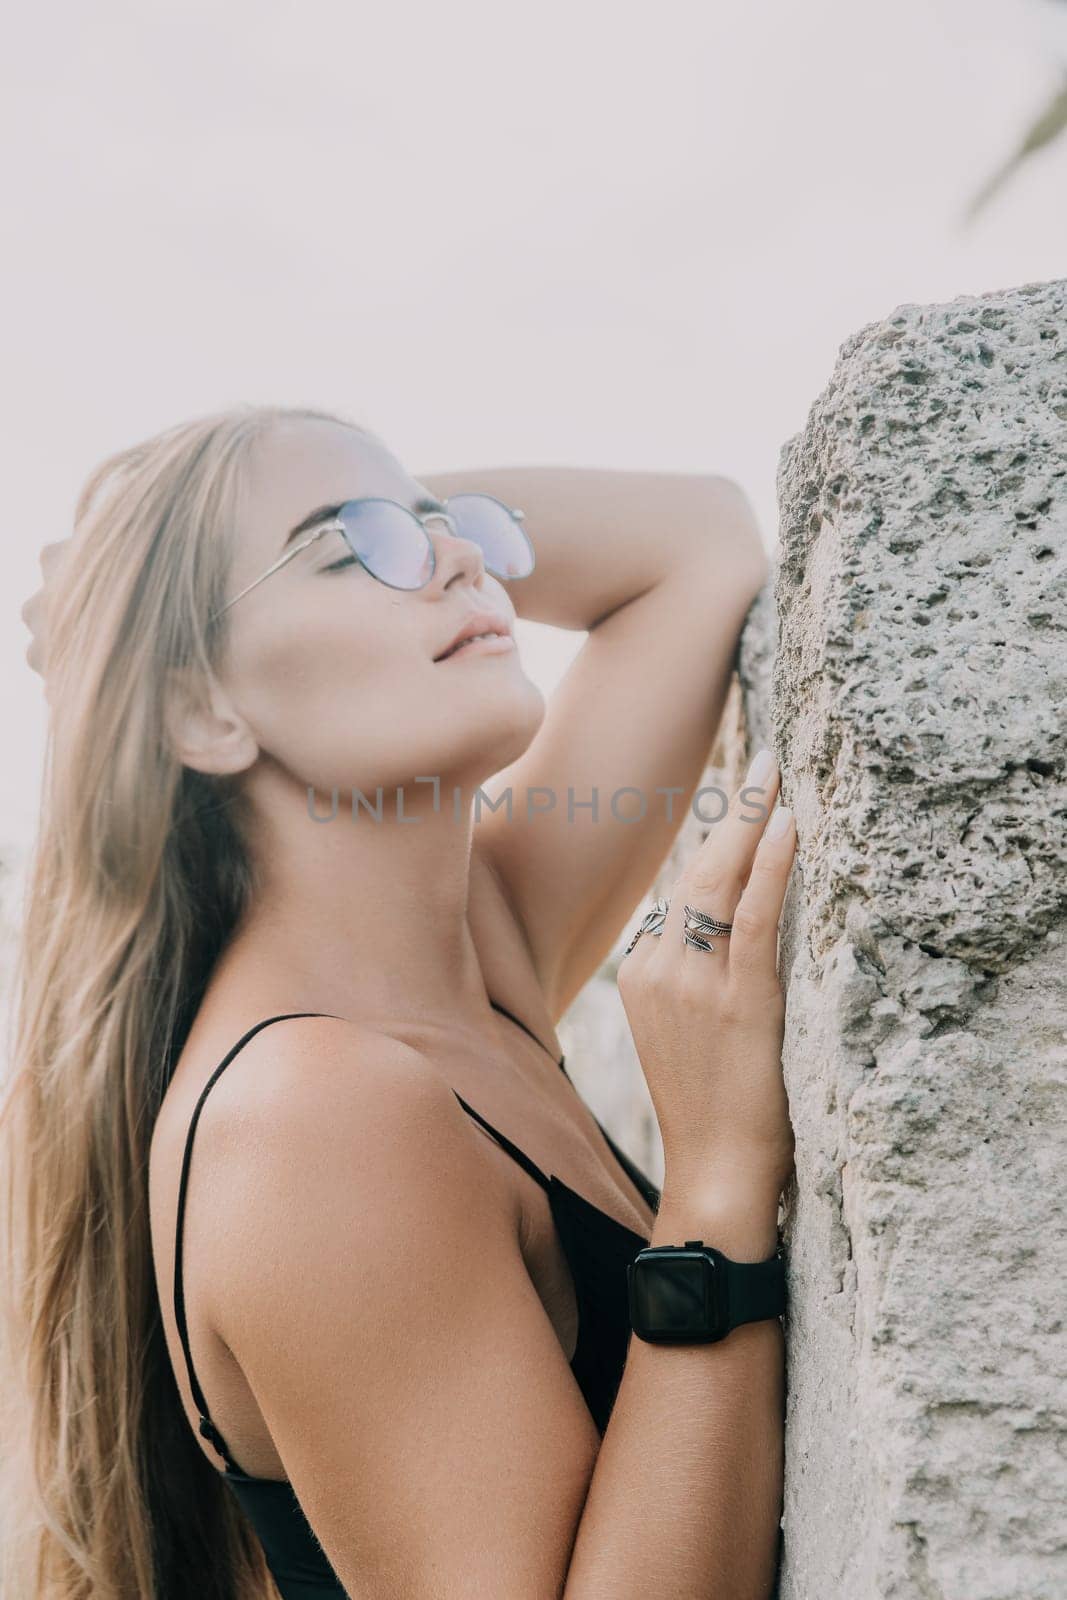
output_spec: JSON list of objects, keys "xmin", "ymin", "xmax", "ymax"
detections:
[{"xmin": 164, "ymin": 666, "xmax": 259, "ymax": 776}]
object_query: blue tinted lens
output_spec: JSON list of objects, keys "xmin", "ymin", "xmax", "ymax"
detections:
[
  {"xmin": 338, "ymin": 500, "xmax": 435, "ymax": 590},
  {"xmin": 445, "ymin": 494, "xmax": 535, "ymax": 579}
]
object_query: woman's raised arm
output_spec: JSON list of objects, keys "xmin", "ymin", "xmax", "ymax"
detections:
[{"xmin": 421, "ymin": 465, "xmax": 769, "ymax": 1019}]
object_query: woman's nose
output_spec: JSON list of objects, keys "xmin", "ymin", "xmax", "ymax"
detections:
[{"xmin": 422, "ymin": 512, "xmax": 486, "ymax": 587}]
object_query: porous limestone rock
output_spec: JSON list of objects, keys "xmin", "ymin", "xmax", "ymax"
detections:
[{"xmin": 736, "ymin": 278, "xmax": 1067, "ymax": 1599}]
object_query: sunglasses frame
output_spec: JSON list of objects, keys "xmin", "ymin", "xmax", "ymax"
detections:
[{"xmin": 210, "ymin": 492, "xmax": 533, "ymax": 621}]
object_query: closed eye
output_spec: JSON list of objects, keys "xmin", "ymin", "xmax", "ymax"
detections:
[{"xmin": 321, "ymin": 553, "xmax": 362, "ymax": 574}]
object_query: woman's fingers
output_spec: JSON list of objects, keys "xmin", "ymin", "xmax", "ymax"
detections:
[
  {"xmin": 726, "ymin": 803, "xmax": 795, "ymax": 987},
  {"xmin": 617, "ymin": 749, "xmax": 796, "ymax": 1190},
  {"xmin": 22, "ymin": 591, "xmax": 47, "ymax": 674},
  {"xmin": 21, "ymin": 536, "xmax": 72, "ymax": 678},
  {"xmin": 39, "ymin": 537, "xmax": 71, "ymax": 575},
  {"xmin": 662, "ymin": 749, "xmax": 780, "ymax": 950},
  {"xmin": 621, "ymin": 749, "xmax": 783, "ymax": 979}
]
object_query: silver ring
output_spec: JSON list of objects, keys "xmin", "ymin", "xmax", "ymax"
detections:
[
  {"xmin": 623, "ymin": 896, "xmax": 670, "ymax": 955},
  {"xmin": 682, "ymin": 903, "xmax": 733, "ymax": 954}
]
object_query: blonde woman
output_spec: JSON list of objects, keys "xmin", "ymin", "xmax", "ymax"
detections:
[{"xmin": 3, "ymin": 405, "xmax": 796, "ymax": 1600}]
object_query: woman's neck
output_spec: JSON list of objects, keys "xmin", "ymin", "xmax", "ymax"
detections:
[{"xmin": 215, "ymin": 767, "xmax": 498, "ymax": 1034}]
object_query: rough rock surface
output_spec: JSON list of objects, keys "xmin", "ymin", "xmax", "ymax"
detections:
[{"xmin": 735, "ymin": 279, "xmax": 1067, "ymax": 1599}]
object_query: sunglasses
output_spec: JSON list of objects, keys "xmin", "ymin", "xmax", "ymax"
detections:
[{"xmin": 212, "ymin": 493, "xmax": 535, "ymax": 620}]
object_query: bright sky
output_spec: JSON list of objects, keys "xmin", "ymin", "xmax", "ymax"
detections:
[{"xmin": 2, "ymin": 0, "xmax": 1065, "ymax": 854}]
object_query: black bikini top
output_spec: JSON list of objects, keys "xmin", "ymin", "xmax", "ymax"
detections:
[{"xmin": 171, "ymin": 1003, "xmax": 661, "ymax": 1600}]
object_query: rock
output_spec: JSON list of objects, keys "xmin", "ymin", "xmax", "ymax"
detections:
[{"xmin": 745, "ymin": 278, "xmax": 1067, "ymax": 1599}]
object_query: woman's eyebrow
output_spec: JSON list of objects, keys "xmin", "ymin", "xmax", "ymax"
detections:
[
  {"xmin": 281, "ymin": 494, "xmax": 448, "ymax": 553},
  {"xmin": 281, "ymin": 504, "xmax": 344, "ymax": 553}
]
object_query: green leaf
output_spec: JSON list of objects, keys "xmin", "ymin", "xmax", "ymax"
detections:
[{"xmin": 964, "ymin": 74, "xmax": 1067, "ymax": 222}]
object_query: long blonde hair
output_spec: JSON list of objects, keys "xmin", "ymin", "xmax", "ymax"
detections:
[{"xmin": 0, "ymin": 403, "xmax": 376, "ymax": 1598}]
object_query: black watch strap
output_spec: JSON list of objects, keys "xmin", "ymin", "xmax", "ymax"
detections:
[{"xmin": 704, "ymin": 1240, "xmax": 787, "ymax": 1329}]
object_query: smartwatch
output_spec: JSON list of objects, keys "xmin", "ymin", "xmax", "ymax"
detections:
[{"xmin": 627, "ymin": 1238, "xmax": 786, "ymax": 1344}]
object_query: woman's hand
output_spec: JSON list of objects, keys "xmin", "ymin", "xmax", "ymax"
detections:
[
  {"xmin": 617, "ymin": 750, "xmax": 796, "ymax": 1202},
  {"xmin": 21, "ymin": 536, "xmax": 72, "ymax": 688}
]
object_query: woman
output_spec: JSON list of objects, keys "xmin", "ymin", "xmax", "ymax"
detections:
[{"xmin": 3, "ymin": 404, "xmax": 796, "ymax": 1599}]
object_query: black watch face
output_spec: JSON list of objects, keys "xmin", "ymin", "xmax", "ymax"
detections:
[{"xmin": 631, "ymin": 1251, "xmax": 718, "ymax": 1337}]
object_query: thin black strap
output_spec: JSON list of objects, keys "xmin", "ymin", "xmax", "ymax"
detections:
[
  {"xmin": 490, "ymin": 1000, "xmax": 659, "ymax": 1211},
  {"xmin": 596, "ymin": 1121, "xmax": 661, "ymax": 1213},
  {"xmin": 488, "ymin": 997, "xmax": 566, "ymax": 1071},
  {"xmin": 452, "ymin": 1091, "xmax": 554, "ymax": 1193},
  {"xmin": 172, "ymin": 1011, "xmax": 337, "ymax": 1470}
]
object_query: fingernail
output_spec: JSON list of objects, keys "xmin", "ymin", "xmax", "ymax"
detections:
[
  {"xmin": 766, "ymin": 805, "xmax": 793, "ymax": 839},
  {"xmin": 745, "ymin": 747, "xmax": 775, "ymax": 787}
]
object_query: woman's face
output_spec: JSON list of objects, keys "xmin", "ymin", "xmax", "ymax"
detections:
[{"xmin": 216, "ymin": 418, "xmax": 545, "ymax": 798}]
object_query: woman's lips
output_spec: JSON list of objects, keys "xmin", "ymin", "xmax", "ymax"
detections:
[{"xmin": 435, "ymin": 634, "xmax": 517, "ymax": 661}]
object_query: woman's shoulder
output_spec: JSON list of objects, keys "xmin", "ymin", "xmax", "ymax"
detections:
[
  {"xmin": 186, "ymin": 1018, "xmax": 593, "ymax": 1599},
  {"xmin": 151, "ymin": 1010, "xmax": 513, "ymax": 1318},
  {"xmin": 177, "ymin": 1012, "xmax": 524, "ymax": 1335},
  {"xmin": 153, "ymin": 1016, "xmax": 444, "ymax": 1239},
  {"xmin": 155, "ymin": 1010, "xmax": 458, "ymax": 1167}
]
